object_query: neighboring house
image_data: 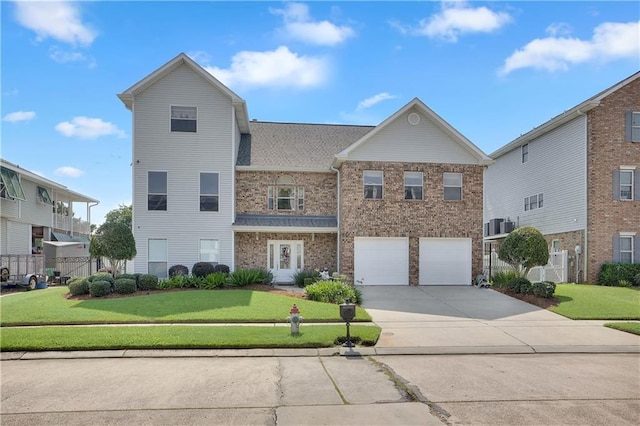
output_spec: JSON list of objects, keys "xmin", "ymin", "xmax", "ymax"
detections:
[
  {"xmin": 484, "ymin": 72, "xmax": 640, "ymax": 284},
  {"xmin": 118, "ymin": 53, "xmax": 492, "ymax": 285},
  {"xmin": 0, "ymin": 158, "xmax": 98, "ymax": 277}
]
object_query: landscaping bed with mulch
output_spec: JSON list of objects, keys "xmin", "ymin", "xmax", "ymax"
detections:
[{"xmin": 491, "ymin": 287, "xmax": 559, "ymax": 309}]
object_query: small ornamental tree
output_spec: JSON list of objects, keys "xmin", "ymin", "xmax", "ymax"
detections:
[
  {"xmin": 90, "ymin": 222, "xmax": 136, "ymax": 277},
  {"xmin": 498, "ymin": 226, "xmax": 549, "ymax": 278}
]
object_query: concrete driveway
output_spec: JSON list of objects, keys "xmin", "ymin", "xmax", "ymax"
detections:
[{"xmin": 358, "ymin": 285, "xmax": 640, "ymax": 354}]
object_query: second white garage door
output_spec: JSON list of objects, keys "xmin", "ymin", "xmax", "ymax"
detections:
[
  {"xmin": 354, "ymin": 237, "xmax": 408, "ymax": 285},
  {"xmin": 419, "ymin": 238, "xmax": 472, "ymax": 285}
]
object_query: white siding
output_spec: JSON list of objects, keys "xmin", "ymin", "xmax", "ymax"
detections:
[
  {"xmin": 132, "ymin": 63, "xmax": 235, "ymax": 274},
  {"xmin": 0, "ymin": 219, "xmax": 7, "ymax": 254},
  {"xmin": 485, "ymin": 115, "xmax": 587, "ymax": 235},
  {"xmin": 17, "ymin": 179, "xmax": 53, "ymax": 228},
  {"xmin": 6, "ymin": 221, "xmax": 31, "ymax": 255},
  {"xmin": 0, "ymin": 198, "xmax": 18, "ymax": 219},
  {"xmin": 349, "ymin": 107, "xmax": 479, "ymax": 164}
]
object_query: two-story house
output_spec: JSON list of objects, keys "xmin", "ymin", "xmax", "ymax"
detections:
[
  {"xmin": 119, "ymin": 53, "xmax": 492, "ymax": 285},
  {"xmin": 484, "ymin": 72, "xmax": 640, "ymax": 283},
  {"xmin": 1, "ymin": 158, "xmax": 98, "ymax": 279}
]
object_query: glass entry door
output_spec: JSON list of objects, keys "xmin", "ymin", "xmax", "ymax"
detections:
[{"xmin": 268, "ymin": 240, "xmax": 303, "ymax": 283}]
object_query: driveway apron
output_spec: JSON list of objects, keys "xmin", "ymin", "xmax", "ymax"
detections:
[{"xmin": 358, "ymin": 285, "xmax": 640, "ymax": 354}]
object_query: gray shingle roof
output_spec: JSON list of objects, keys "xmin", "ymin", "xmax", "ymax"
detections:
[
  {"xmin": 234, "ymin": 214, "xmax": 337, "ymax": 228},
  {"xmin": 237, "ymin": 121, "xmax": 374, "ymax": 169}
]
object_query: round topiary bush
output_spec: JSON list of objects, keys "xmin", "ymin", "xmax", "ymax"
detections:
[
  {"xmin": 305, "ymin": 280, "xmax": 362, "ymax": 304},
  {"xmin": 137, "ymin": 274, "xmax": 158, "ymax": 291},
  {"xmin": 89, "ymin": 280, "xmax": 111, "ymax": 297},
  {"xmin": 168, "ymin": 264, "xmax": 189, "ymax": 277},
  {"xmin": 192, "ymin": 262, "xmax": 215, "ymax": 278},
  {"xmin": 68, "ymin": 278, "xmax": 90, "ymax": 296},
  {"xmin": 114, "ymin": 278, "xmax": 137, "ymax": 294},
  {"xmin": 507, "ymin": 277, "xmax": 531, "ymax": 294},
  {"xmin": 532, "ymin": 281, "xmax": 556, "ymax": 298},
  {"xmin": 213, "ymin": 264, "xmax": 230, "ymax": 274},
  {"xmin": 89, "ymin": 272, "xmax": 115, "ymax": 285}
]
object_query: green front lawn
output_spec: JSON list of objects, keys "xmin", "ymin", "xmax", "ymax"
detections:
[
  {"xmin": 549, "ymin": 284, "xmax": 640, "ymax": 320},
  {"xmin": 1, "ymin": 287, "xmax": 371, "ymax": 326},
  {"xmin": 604, "ymin": 322, "xmax": 640, "ymax": 336},
  {"xmin": 0, "ymin": 324, "xmax": 381, "ymax": 351}
]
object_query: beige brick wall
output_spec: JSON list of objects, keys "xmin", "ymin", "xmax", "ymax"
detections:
[
  {"xmin": 542, "ymin": 230, "xmax": 585, "ymax": 283},
  {"xmin": 235, "ymin": 171, "xmax": 337, "ymax": 216},
  {"xmin": 235, "ymin": 232, "xmax": 337, "ymax": 277},
  {"xmin": 586, "ymin": 78, "xmax": 640, "ymax": 283},
  {"xmin": 338, "ymin": 161, "xmax": 484, "ymax": 285}
]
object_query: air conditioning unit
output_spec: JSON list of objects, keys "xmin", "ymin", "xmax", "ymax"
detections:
[
  {"xmin": 489, "ymin": 218, "xmax": 504, "ymax": 236},
  {"xmin": 484, "ymin": 223, "xmax": 490, "ymax": 237},
  {"xmin": 500, "ymin": 221, "xmax": 515, "ymax": 234}
]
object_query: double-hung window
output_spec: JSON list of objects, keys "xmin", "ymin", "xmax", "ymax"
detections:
[
  {"xmin": 625, "ymin": 111, "xmax": 640, "ymax": 142},
  {"xmin": 0, "ymin": 167, "xmax": 26, "ymax": 201},
  {"xmin": 200, "ymin": 172, "xmax": 219, "ymax": 212},
  {"xmin": 171, "ymin": 106, "xmax": 197, "ymax": 132},
  {"xmin": 148, "ymin": 239, "xmax": 167, "ymax": 278},
  {"xmin": 619, "ymin": 236, "xmax": 633, "ymax": 264},
  {"xmin": 148, "ymin": 171, "xmax": 167, "ymax": 211},
  {"xmin": 199, "ymin": 239, "xmax": 219, "ymax": 263},
  {"xmin": 620, "ymin": 170, "xmax": 633, "ymax": 200},
  {"xmin": 364, "ymin": 171, "xmax": 383, "ymax": 200},
  {"xmin": 443, "ymin": 172, "xmax": 462, "ymax": 201},
  {"xmin": 524, "ymin": 193, "xmax": 544, "ymax": 211},
  {"xmin": 404, "ymin": 172, "xmax": 423, "ymax": 200},
  {"xmin": 521, "ymin": 143, "xmax": 529, "ymax": 163}
]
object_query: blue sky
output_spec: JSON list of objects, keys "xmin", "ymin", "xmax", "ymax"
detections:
[{"xmin": 2, "ymin": 1, "xmax": 639, "ymax": 225}]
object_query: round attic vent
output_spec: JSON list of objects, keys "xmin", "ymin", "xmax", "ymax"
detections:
[{"xmin": 408, "ymin": 112, "xmax": 420, "ymax": 125}]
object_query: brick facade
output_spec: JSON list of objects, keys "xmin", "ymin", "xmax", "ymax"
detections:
[
  {"xmin": 338, "ymin": 161, "xmax": 484, "ymax": 285},
  {"xmin": 586, "ymin": 78, "xmax": 640, "ymax": 283},
  {"xmin": 542, "ymin": 230, "xmax": 585, "ymax": 283},
  {"xmin": 236, "ymin": 171, "xmax": 337, "ymax": 216}
]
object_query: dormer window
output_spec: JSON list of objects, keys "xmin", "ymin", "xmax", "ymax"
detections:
[{"xmin": 171, "ymin": 106, "xmax": 197, "ymax": 132}]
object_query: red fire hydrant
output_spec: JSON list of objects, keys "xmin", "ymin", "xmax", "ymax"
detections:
[{"xmin": 286, "ymin": 304, "xmax": 303, "ymax": 335}]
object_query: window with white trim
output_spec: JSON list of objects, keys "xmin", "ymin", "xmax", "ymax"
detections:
[
  {"xmin": 443, "ymin": 172, "xmax": 462, "ymax": 201},
  {"xmin": 148, "ymin": 171, "xmax": 167, "ymax": 211},
  {"xmin": 620, "ymin": 236, "xmax": 633, "ymax": 264},
  {"xmin": 268, "ymin": 176, "xmax": 304, "ymax": 211},
  {"xmin": 171, "ymin": 106, "xmax": 197, "ymax": 132},
  {"xmin": 148, "ymin": 239, "xmax": 168, "ymax": 278},
  {"xmin": 551, "ymin": 239, "xmax": 560, "ymax": 253},
  {"xmin": 524, "ymin": 193, "xmax": 544, "ymax": 211},
  {"xmin": 620, "ymin": 170, "xmax": 633, "ymax": 200},
  {"xmin": 626, "ymin": 111, "xmax": 640, "ymax": 142},
  {"xmin": 364, "ymin": 170, "xmax": 383, "ymax": 199},
  {"xmin": 199, "ymin": 239, "xmax": 219, "ymax": 263},
  {"xmin": 404, "ymin": 172, "xmax": 423, "ymax": 200},
  {"xmin": 521, "ymin": 143, "xmax": 529, "ymax": 163},
  {"xmin": 200, "ymin": 172, "xmax": 219, "ymax": 211}
]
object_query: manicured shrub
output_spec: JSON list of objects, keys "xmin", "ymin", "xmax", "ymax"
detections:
[
  {"xmin": 229, "ymin": 268, "xmax": 268, "ymax": 286},
  {"xmin": 490, "ymin": 270, "xmax": 519, "ymax": 289},
  {"xmin": 305, "ymin": 280, "xmax": 362, "ymax": 304},
  {"xmin": 507, "ymin": 277, "xmax": 531, "ymax": 294},
  {"xmin": 168, "ymin": 264, "xmax": 189, "ymax": 277},
  {"xmin": 192, "ymin": 262, "xmax": 215, "ymax": 278},
  {"xmin": 89, "ymin": 272, "xmax": 115, "ymax": 285},
  {"xmin": 293, "ymin": 270, "xmax": 318, "ymax": 288},
  {"xmin": 66, "ymin": 276, "xmax": 85, "ymax": 286},
  {"xmin": 213, "ymin": 264, "xmax": 230, "ymax": 274},
  {"xmin": 598, "ymin": 263, "xmax": 640, "ymax": 286},
  {"xmin": 532, "ymin": 281, "xmax": 556, "ymax": 298},
  {"xmin": 117, "ymin": 273, "xmax": 138, "ymax": 283},
  {"xmin": 68, "ymin": 278, "xmax": 90, "ymax": 296},
  {"xmin": 498, "ymin": 226, "xmax": 549, "ymax": 277},
  {"xmin": 114, "ymin": 278, "xmax": 137, "ymax": 294},
  {"xmin": 137, "ymin": 274, "xmax": 158, "ymax": 291},
  {"xmin": 89, "ymin": 280, "xmax": 111, "ymax": 297}
]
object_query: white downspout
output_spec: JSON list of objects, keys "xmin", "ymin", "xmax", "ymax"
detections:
[
  {"xmin": 231, "ymin": 106, "xmax": 236, "ymax": 272},
  {"xmin": 331, "ymin": 165, "xmax": 340, "ymax": 273}
]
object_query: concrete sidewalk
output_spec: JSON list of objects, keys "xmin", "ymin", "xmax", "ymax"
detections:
[{"xmin": 358, "ymin": 285, "xmax": 640, "ymax": 354}]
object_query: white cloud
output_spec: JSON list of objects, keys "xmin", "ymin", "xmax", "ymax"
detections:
[
  {"xmin": 407, "ymin": 1, "xmax": 511, "ymax": 42},
  {"xmin": 55, "ymin": 117, "xmax": 126, "ymax": 139},
  {"xmin": 55, "ymin": 166, "xmax": 84, "ymax": 178},
  {"xmin": 13, "ymin": 1, "xmax": 97, "ymax": 46},
  {"xmin": 205, "ymin": 46, "xmax": 328, "ymax": 89},
  {"xmin": 545, "ymin": 22, "xmax": 573, "ymax": 37},
  {"xmin": 3, "ymin": 111, "xmax": 36, "ymax": 123},
  {"xmin": 49, "ymin": 46, "xmax": 95, "ymax": 67},
  {"xmin": 271, "ymin": 2, "xmax": 355, "ymax": 46},
  {"xmin": 501, "ymin": 21, "xmax": 640, "ymax": 75},
  {"xmin": 357, "ymin": 93, "xmax": 397, "ymax": 111}
]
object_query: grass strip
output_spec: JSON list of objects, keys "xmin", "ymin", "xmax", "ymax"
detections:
[
  {"xmin": 0, "ymin": 325, "xmax": 381, "ymax": 351},
  {"xmin": 1, "ymin": 287, "xmax": 371, "ymax": 326},
  {"xmin": 548, "ymin": 284, "xmax": 640, "ymax": 320},
  {"xmin": 604, "ymin": 322, "xmax": 640, "ymax": 336}
]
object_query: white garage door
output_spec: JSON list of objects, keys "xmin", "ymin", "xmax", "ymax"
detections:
[
  {"xmin": 354, "ymin": 237, "xmax": 408, "ymax": 285},
  {"xmin": 419, "ymin": 238, "xmax": 472, "ymax": 285}
]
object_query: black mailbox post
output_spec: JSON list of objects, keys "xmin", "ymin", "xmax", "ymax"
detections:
[{"xmin": 339, "ymin": 299, "xmax": 356, "ymax": 347}]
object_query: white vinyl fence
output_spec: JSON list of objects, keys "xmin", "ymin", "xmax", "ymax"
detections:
[{"xmin": 484, "ymin": 250, "xmax": 568, "ymax": 283}]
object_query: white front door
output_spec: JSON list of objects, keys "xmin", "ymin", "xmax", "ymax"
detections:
[{"xmin": 268, "ymin": 240, "xmax": 303, "ymax": 283}]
